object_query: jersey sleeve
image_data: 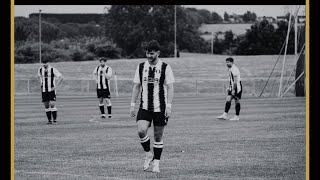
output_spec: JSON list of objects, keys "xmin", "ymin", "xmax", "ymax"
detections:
[
  {"xmin": 165, "ymin": 64, "xmax": 175, "ymax": 84},
  {"xmin": 133, "ymin": 65, "xmax": 140, "ymax": 84},
  {"xmin": 93, "ymin": 66, "xmax": 98, "ymax": 75},
  {"xmin": 231, "ymin": 67, "xmax": 240, "ymax": 77},
  {"xmin": 107, "ymin": 67, "xmax": 112, "ymax": 77},
  {"xmin": 37, "ymin": 67, "xmax": 42, "ymax": 77},
  {"xmin": 53, "ymin": 67, "xmax": 62, "ymax": 78}
]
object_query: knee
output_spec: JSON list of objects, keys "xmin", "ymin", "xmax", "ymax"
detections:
[
  {"xmin": 137, "ymin": 129, "xmax": 147, "ymax": 138},
  {"xmin": 49, "ymin": 102, "xmax": 55, "ymax": 108}
]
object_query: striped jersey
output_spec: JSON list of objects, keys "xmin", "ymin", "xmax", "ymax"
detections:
[
  {"xmin": 228, "ymin": 64, "xmax": 242, "ymax": 93},
  {"xmin": 37, "ymin": 66, "xmax": 62, "ymax": 92},
  {"xmin": 93, "ymin": 65, "xmax": 112, "ymax": 89},
  {"xmin": 133, "ymin": 59, "xmax": 174, "ymax": 112}
]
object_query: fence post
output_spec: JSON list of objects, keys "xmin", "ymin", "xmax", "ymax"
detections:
[
  {"xmin": 87, "ymin": 80, "xmax": 90, "ymax": 93},
  {"xmin": 27, "ymin": 80, "xmax": 30, "ymax": 94},
  {"xmin": 195, "ymin": 80, "xmax": 198, "ymax": 95}
]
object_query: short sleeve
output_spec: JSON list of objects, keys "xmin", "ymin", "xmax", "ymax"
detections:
[
  {"xmin": 231, "ymin": 67, "xmax": 240, "ymax": 77},
  {"xmin": 165, "ymin": 64, "xmax": 175, "ymax": 84},
  {"xmin": 37, "ymin": 67, "xmax": 42, "ymax": 77},
  {"xmin": 107, "ymin": 67, "xmax": 113, "ymax": 76},
  {"xmin": 133, "ymin": 65, "xmax": 140, "ymax": 84},
  {"xmin": 53, "ymin": 67, "xmax": 62, "ymax": 78}
]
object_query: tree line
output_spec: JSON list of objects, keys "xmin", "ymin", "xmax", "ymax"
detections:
[{"xmin": 14, "ymin": 5, "xmax": 305, "ymax": 63}]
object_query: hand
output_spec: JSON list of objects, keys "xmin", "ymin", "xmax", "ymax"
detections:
[
  {"xmin": 165, "ymin": 107, "xmax": 172, "ymax": 118},
  {"xmin": 51, "ymin": 86, "xmax": 56, "ymax": 91},
  {"xmin": 130, "ymin": 106, "xmax": 136, "ymax": 117}
]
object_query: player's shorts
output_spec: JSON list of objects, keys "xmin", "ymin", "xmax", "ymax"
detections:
[
  {"xmin": 227, "ymin": 81, "xmax": 243, "ymax": 99},
  {"xmin": 97, "ymin": 88, "xmax": 111, "ymax": 99},
  {"xmin": 42, "ymin": 90, "xmax": 56, "ymax": 102},
  {"xmin": 136, "ymin": 109, "xmax": 168, "ymax": 126}
]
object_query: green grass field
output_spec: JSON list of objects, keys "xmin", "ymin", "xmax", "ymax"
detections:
[{"xmin": 14, "ymin": 94, "xmax": 306, "ymax": 179}]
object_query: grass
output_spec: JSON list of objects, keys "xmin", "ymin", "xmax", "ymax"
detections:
[
  {"xmin": 14, "ymin": 53, "xmax": 298, "ymax": 81},
  {"xmin": 14, "ymin": 94, "xmax": 306, "ymax": 179}
]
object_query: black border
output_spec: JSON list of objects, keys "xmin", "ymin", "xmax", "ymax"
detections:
[
  {"xmin": 309, "ymin": 0, "xmax": 318, "ymax": 180},
  {"xmin": 14, "ymin": 0, "xmax": 305, "ymax": 5},
  {"xmin": 11, "ymin": 0, "xmax": 314, "ymax": 180}
]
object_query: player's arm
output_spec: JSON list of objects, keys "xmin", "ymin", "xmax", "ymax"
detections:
[
  {"xmin": 165, "ymin": 65, "xmax": 175, "ymax": 118},
  {"xmin": 92, "ymin": 68, "xmax": 98, "ymax": 82},
  {"xmin": 52, "ymin": 69, "xmax": 63, "ymax": 91},
  {"xmin": 37, "ymin": 68, "xmax": 42, "ymax": 84},
  {"xmin": 105, "ymin": 67, "xmax": 112, "ymax": 80},
  {"xmin": 232, "ymin": 76, "xmax": 238, "ymax": 94},
  {"xmin": 130, "ymin": 83, "xmax": 141, "ymax": 117},
  {"xmin": 130, "ymin": 65, "xmax": 141, "ymax": 117}
]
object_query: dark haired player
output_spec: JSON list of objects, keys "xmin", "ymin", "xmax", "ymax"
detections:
[{"xmin": 130, "ymin": 40, "xmax": 175, "ymax": 173}]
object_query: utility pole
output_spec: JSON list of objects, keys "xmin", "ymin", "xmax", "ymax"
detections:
[
  {"xmin": 174, "ymin": 5, "xmax": 177, "ymax": 58},
  {"xmin": 39, "ymin": 10, "xmax": 42, "ymax": 64},
  {"xmin": 211, "ymin": 32, "xmax": 214, "ymax": 54},
  {"xmin": 278, "ymin": 11, "xmax": 292, "ymax": 97}
]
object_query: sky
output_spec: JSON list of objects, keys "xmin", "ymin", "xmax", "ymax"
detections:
[{"xmin": 14, "ymin": 5, "xmax": 305, "ymax": 18}]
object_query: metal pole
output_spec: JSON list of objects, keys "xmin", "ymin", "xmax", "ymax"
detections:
[
  {"xmin": 278, "ymin": 11, "xmax": 292, "ymax": 98},
  {"xmin": 174, "ymin": 5, "xmax": 177, "ymax": 58},
  {"xmin": 39, "ymin": 10, "xmax": 42, "ymax": 64},
  {"xmin": 295, "ymin": 5, "xmax": 298, "ymax": 57},
  {"xmin": 211, "ymin": 32, "xmax": 213, "ymax": 54}
]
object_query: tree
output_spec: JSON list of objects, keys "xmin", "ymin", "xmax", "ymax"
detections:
[
  {"xmin": 235, "ymin": 20, "xmax": 278, "ymax": 55},
  {"xmin": 242, "ymin": 11, "xmax": 257, "ymax": 23},
  {"xmin": 224, "ymin": 12, "xmax": 229, "ymax": 22},
  {"xmin": 107, "ymin": 5, "xmax": 209, "ymax": 57},
  {"xmin": 211, "ymin": 12, "xmax": 223, "ymax": 23}
]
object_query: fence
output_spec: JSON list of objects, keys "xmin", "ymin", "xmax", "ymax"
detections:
[{"xmin": 14, "ymin": 77, "xmax": 297, "ymax": 97}]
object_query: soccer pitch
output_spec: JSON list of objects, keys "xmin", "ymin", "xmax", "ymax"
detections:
[{"xmin": 14, "ymin": 94, "xmax": 306, "ymax": 179}]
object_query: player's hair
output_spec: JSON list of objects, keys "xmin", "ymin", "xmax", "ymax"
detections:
[
  {"xmin": 42, "ymin": 58, "xmax": 50, "ymax": 63},
  {"xmin": 99, "ymin": 57, "xmax": 107, "ymax": 62},
  {"xmin": 145, "ymin": 40, "xmax": 160, "ymax": 52},
  {"xmin": 226, "ymin": 57, "xmax": 234, "ymax": 63}
]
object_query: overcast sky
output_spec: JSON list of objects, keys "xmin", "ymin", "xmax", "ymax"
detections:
[{"xmin": 14, "ymin": 5, "xmax": 305, "ymax": 18}]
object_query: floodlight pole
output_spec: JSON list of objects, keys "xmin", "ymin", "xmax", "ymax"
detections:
[
  {"xmin": 39, "ymin": 10, "xmax": 42, "ymax": 64},
  {"xmin": 174, "ymin": 5, "xmax": 177, "ymax": 58}
]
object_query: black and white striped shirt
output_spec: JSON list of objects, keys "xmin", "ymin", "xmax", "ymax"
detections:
[
  {"xmin": 37, "ymin": 66, "xmax": 62, "ymax": 92},
  {"xmin": 133, "ymin": 59, "xmax": 174, "ymax": 112},
  {"xmin": 228, "ymin": 65, "xmax": 242, "ymax": 93},
  {"xmin": 93, "ymin": 65, "xmax": 112, "ymax": 89}
]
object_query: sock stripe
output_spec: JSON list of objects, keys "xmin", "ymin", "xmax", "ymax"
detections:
[
  {"xmin": 140, "ymin": 136, "xmax": 150, "ymax": 143},
  {"xmin": 154, "ymin": 141, "xmax": 163, "ymax": 148}
]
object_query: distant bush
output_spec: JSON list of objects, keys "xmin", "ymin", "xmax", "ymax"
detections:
[
  {"xmin": 15, "ymin": 41, "xmax": 73, "ymax": 63},
  {"xmin": 71, "ymin": 48, "xmax": 95, "ymax": 61}
]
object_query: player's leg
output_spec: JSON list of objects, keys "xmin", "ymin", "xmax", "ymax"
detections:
[
  {"xmin": 136, "ymin": 109, "xmax": 153, "ymax": 170},
  {"xmin": 106, "ymin": 94, "xmax": 112, "ymax": 118},
  {"xmin": 106, "ymin": 86, "xmax": 112, "ymax": 118},
  {"xmin": 217, "ymin": 94, "xmax": 232, "ymax": 120},
  {"xmin": 230, "ymin": 88, "xmax": 241, "ymax": 121},
  {"xmin": 43, "ymin": 101, "xmax": 52, "ymax": 124},
  {"xmin": 97, "ymin": 89, "xmax": 106, "ymax": 118},
  {"xmin": 152, "ymin": 125, "xmax": 164, "ymax": 173},
  {"xmin": 50, "ymin": 101, "xmax": 58, "ymax": 124},
  {"xmin": 49, "ymin": 91, "xmax": 58, "ymax": 124},
  {"xmin": 42, "ymin": 92, "xmax": 52, "ymax": 124},
  {"xmin": 151, "ymin": 112, "xmax": 167, "ymax": 173}
]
